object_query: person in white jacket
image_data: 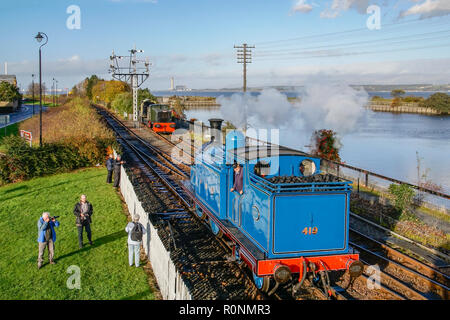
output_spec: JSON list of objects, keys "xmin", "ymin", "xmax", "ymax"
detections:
[{"xmin": 125, "ymin": 215, "xmax": 146, "ymax": 267}]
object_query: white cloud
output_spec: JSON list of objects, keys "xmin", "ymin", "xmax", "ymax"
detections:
[
  {"xmin": 261, "ymin": 58, "xmax": 450, "ymax": 85},
  {"xmin": 292, "ymin": 0, "xmax": 314, "ymax": 13},
  {"xmin": 293, "ymin": 0, "xmax": 450, "ymax": 19},
  {"xmin": 400, "ymin": 0, "xmax": 450, "ymax": 19},
  {"xmin": 320, "ymin": 0, "xmax": 372, "ymax": 18},
  {"xmin": 8, "ymin": 54, "xmax": 449, "ymax": 91}
]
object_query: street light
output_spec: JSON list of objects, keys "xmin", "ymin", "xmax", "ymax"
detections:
[
  {"xmin": 32, "ymin": 74, "xmax": 35, "ymax": 115},
  {"xmin": 52, "ymin": 77, "xmax": 55, "ymax": 107},
  {"xmin": 35, "ymin": 32, "xmax": 48, "ymax": 147}
]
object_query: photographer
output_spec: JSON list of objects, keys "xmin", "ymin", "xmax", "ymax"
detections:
[
  {"xmin": 73, "ymin": 194, "xmax": 93, "ymax": 248},
  {"xmin": 113, "ymin": 155, "xmax": 125, "ymax": 189},
  {"xmin": 37, "ymin": 212, "xmax": 60, "ymax": 269}
]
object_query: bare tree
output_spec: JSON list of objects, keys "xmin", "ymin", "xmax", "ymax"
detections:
[{"xmin": 27, "ymin": 82, "xmax": 47, "ymax": 97}]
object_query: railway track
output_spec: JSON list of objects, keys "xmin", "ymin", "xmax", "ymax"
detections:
[
  {"xmin": 97, "ymin": 107, "xmax": 267, "ymax": 299},
  {"xmin": 151, "ymin": 126, "xmax": 450, "ymax": 300},
  {"xmin": 97, "ymin": 107, "xmax": 344, "ymax": 300},
  {"xmin": 98, "ymin": 107, "xmax": 450, "ymax": 300},
  {"xmin": 349, "ymin": 228, "xmax": 449, "ymax": 300}
]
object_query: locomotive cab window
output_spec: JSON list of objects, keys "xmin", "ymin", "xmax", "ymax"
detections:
[{"xmin": 299, "ymin": 159, "xmax": 316, "ymax": 177}]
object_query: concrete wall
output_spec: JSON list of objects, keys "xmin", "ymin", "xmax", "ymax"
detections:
[{"xmin": 119, "ymin": 165, "xmax": 192, "ymax": 300}]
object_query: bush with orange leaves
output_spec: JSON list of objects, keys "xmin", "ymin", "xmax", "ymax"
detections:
[
  {"xmin": 310, "ymin": 129, "xmax": 341, "ymax": 162},
  {"xmin": 19, "ymin": 97, "xmax": 119, "ymax": 165}
]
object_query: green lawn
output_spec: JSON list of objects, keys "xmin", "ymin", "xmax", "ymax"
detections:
[
  {"xmin": 0, "ymin": 122, "xmax": 19, "ymax": 139},
  {"xmin": 0, "ymin": 167, "xmax": 155, "ymax": 300}
]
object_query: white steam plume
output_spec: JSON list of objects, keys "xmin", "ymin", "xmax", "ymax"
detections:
[{"xmin": 217, "ymin": 81, "xmax": 369, "ymax": 150}]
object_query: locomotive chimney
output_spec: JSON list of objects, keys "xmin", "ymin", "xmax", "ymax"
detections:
[{"xmin": 208, "ymin": 118, "xmax": 223, "ymax": 144}]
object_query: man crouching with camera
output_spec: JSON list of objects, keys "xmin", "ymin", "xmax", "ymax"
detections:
[{"xmin": 37, "ymin": 212, "xmax": 60, "ymax": 269}]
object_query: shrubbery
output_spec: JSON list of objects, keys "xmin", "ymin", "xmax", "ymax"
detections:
[
  {"xmin": 310, "ymin": 129, "xmax": 341, "ymax": 162},
  {"xmin": 0, "ymin": 136, "xmax": 88, "ymax": 183},
  {"xmin": 388, "ymin": 183, "xmax": 415, "ymax": 217},
  {"xmin": 0, "ymin": 97, "xmax": 120, "ymax": 184},
  {"xmin": 0, "ymin": 81, "xmax": 22, "ymax": 103},
  {"xmin": 111, "ymin": 92, "xmax": 132, "ymax": 114},
  {"xmin": 420, "ymin": 92, "xmax": 450, "ymax": 114}
]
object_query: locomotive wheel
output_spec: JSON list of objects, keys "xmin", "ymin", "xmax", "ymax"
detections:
[
  {"xmin": 252, "ymin": 272, "xmax": 270, "ymax": 293},
  {"xmin": 209, "ymin": 219, "xmax": 223, "ymax": 238}
]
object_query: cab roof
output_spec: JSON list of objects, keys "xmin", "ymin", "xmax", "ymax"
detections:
[{"xmin": 229, "ymin": 145, "xmax": 310, "ymax": 161}]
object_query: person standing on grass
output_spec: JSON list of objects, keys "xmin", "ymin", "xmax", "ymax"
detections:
[
  {"xmin": 73, "ymin": 194, "xmax": 93, "ymax": 248},
  {"xmin": 125, "ymin": 215, "xmax": 146, "ymax": 267},
  {"xmin": 113, "ymin": 155, "xmax": 124, "ymax": 188},
  {"xmin": 37, "ymin": 212, "xmax": 60, "ymax": 269},
  {"xmin": 106, "ymin": 153, "xmax": 115, "ymax": 184}
]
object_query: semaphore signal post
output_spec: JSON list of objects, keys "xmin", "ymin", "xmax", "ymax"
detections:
[{"xmin": 109, "ymin": 46, "xmax": 150, "ymax": 127}]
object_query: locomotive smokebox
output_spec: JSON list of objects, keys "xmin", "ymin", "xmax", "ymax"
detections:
[{"xmin": 208, "ymin": 118, "xmax": 223, "ymax": 143}]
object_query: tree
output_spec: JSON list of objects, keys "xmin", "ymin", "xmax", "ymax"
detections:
[
  {"xmin": 84, "ymin": 75, "xmax": 102, "ymax": 100},
  {"xmin": 391, "ymin": 97, "xmax": 401, "ymax": 108},
  {"xmin": 310, "ymin": 129, "xmax": 341, "ymax": 162},
  {"xmin": 138, "ymin": 88, "xmax": 157, "ymax": 106},
  {"xmin": 111, "ymin": 92, "xmax": 133, "ymax": 115},
  {"xmin": 92, "ymin": 80, "xmax": 130, "ymax": 108},
  {"xmin": 71, "ymin": 81, "xmax": 85, "ymax": 97},
  {"xmin": 419, "ymin": 92, "xmax": 450, "ymax": 114},
  {"xmin": 27, "ymin": 82, "xmax": 46, "ymax": 97},
  {"xmin": 0, "ymin": 82, "xmax": 22, "ymax": 103},
  {"xmin": 172, "ymin": 97, "xmax": 186, "ymax": 119},
  {"xmin": 391, "ymin": 89, "xmax": 406, "ymax": 98}
]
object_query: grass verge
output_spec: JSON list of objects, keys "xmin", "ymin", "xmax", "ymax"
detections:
[
  {"xmin": 0, "ymin": 122, "xmax": 19, "ymax": 153},
  {"xmin": 0, "ymin": 167, "xmax": 156, "ymax": 300},
  {"xmin": 0, "ymin": 122, "xmax": 19, "ymax": 139}
]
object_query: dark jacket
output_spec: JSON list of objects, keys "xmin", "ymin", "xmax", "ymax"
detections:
[
  {"xmin": 233, "ymin": 168, "xmax": 244, "ymax": 193},
  {"xmin": 73, "ymin": 201, "xmax": 93, "ymax": 226},
  {"xmin": 106, "ymin": 158, "xmax": 115, "ymax": 171},
  {"xmin": 113, "ymin": 160, "xmax": 122, "ymax": 174}
]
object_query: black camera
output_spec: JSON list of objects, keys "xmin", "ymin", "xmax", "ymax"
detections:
[{"xmin": 51, "ymin": 216, "xmax": 60, "ymax": 220}]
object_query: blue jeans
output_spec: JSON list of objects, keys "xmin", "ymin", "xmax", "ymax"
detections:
[{"xmin": 128, "ymin": 243, "xmax": 140, "ymax": 267}]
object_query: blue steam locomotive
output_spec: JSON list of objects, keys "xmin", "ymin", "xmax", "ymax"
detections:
[{"xmin": 181, "ymin": 119, "xmax": 363, "ymax": 295}]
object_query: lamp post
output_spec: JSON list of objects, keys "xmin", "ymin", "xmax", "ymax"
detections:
[
  {"xmin": 55, "ymin": 80, "xmax": 58, "ymax": 106},
  {"xmin": 52, "ymin": 78, "xmax": 55, "ymax": 107},
  {"xmin": 32, "ymin": 74, "xmax": 35, "ymax": 115},
  {"xmin": 35, "ymin": 32, "xmax": 48, "ymax": 147}
]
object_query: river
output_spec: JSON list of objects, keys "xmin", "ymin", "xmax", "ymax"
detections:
[{"xmin": 154, "ymin": 90, "xmax": 450, "ymax": 193}]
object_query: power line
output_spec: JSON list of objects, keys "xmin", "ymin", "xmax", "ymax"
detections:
[
  {"xmin": 253, "ymin": 42, "xmax": 450, "ymax": 61},
  {"xmin": 254, "ymin": 29, "xmax": 450, "ymax": 56},
  {"xmin": 254, "ymin": 16, "xmax": 450, "ymax": 48}
]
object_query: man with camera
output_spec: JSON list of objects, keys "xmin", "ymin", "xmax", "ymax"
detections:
[
  {"xmin": 73, "ymin": 194, "xmax": 93, "ymax": 248},
  {"xmin": 113, "ymin": 155, "xmax": 125, "ymax": 189},
  {"xmin": 37, "ymin": 212, "xmax": 60, "ymax": 269}
]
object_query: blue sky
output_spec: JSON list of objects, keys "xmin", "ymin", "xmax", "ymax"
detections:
[{"xmin": 1, "ymin": 0, "xmax": 449, "ymax": 91}]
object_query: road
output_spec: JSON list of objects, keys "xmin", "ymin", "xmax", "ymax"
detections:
[{"xmin": 0, "ymin": 104, "xmax": 47, "ymax": 129}]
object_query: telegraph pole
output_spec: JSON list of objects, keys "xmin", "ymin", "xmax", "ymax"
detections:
[
  {"xmin": 234, "ymin": 43, "xmax": 254, "ymax": 92},
  {"xmin": 109, "ymin": 46, "xmax": 150, "ymax": 127},
  {"xmin": 234, "ymin": 43, "xmax": 254, "ymax": 131}
]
